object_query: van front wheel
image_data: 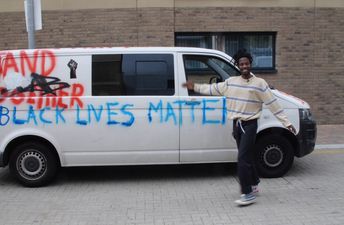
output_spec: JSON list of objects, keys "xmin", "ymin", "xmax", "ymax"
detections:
[
  {"xmin": 254, "ymin": 135, "xmax": 294, "ymax": 178},
  {"xmin": 9, "ymin": 142, "xmax": 58, "ymax": 187}
]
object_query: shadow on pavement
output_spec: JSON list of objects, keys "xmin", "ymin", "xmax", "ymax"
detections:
[{"xmin": 56, "ymin": 163, "xmax": 237, "ymax": 184}]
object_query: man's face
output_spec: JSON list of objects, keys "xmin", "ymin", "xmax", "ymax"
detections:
[{"xmin": 238, "ymin": 57, "xmax": 251, "ymax": 76}]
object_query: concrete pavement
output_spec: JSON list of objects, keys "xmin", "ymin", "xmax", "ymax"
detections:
[
  {"xmin": 0, "ymin": 124, "xmax": 343, "ymax": 225},
  {"xmin": 1, "ymin": 145, "xmax": 344, "ymax": 225},
  {"xmin": 315, "ymin": 124, "xmax": 344, "ymax": 149}
]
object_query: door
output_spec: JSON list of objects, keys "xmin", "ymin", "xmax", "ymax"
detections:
[
  {"xmin": 178, "ymin": 53, "xmax": 239, "ymax": 163},
  {"xmin": 61, "ymin": 53, "xmax": 180, "ymax": 165}
]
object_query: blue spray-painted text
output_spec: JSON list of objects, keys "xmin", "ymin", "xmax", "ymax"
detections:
[{"xmin": 0, "ymin": 98, "xmax": 227, "ymax": 127}]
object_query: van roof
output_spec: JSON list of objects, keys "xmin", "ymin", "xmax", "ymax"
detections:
[{"xmin": 1, "ymin": 47, "xmax": 231, "ymax": 58}]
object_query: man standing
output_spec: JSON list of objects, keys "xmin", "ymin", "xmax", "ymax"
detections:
[{"xmin": 182, "ymin": 49, "xmax": 296, "ymax": 206}]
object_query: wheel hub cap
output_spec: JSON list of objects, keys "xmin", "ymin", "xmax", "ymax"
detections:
[
  {"xmin": 263, "ymin": 144, "xmax": 283, "ymax": 167},
  {"xmin": 18, "ymin": 150, "xmax": 47, "ymax": 180}
]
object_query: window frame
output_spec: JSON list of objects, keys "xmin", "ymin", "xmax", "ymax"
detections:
[{"xmin": 175, "ymin": 32, "xmax": 277, "ymax": 73}]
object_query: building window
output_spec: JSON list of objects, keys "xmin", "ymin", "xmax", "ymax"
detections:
[
  {"xmin": 175, "ymin": 35, "xmax": 213, "ymax": 49},
  {"xmin": 175, "ymin": 32, "xmax": 276, "ymax": 72}
]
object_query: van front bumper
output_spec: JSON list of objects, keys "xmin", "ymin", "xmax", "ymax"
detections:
[{"xmin": 296, "ymin": 113, "xmax": 317, "ymax": 157}]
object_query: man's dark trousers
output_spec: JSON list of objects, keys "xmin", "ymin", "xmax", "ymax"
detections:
[{"xmin": 233, "ymin": 119, "xmax": 260, "ymax": 194}]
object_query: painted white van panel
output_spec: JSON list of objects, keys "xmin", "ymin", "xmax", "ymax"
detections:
[{"xmin": 0, "ymin": 47, "xmax": 305, "ymax": 167}]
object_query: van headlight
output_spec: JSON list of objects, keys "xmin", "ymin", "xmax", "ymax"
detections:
[{"xmin": 299, "ymin": 109, "xmax": 312, "ymax": 120}]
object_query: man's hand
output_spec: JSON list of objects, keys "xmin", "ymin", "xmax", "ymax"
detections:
[
  {"xmin": 182, "ymin": 81, "xmax": 194, "ymax": 90},
  {"xmin": 287, "ymin": 125, "xmax": 297, "ymax": 135}
]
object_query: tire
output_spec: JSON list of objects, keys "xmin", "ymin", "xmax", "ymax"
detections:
[
  {"xmin": 9, "ymin": 142, "xmax": 59, "ymax": 187},
  {"xmin": 254, "ymin": 135, "xmax": 294, "ymax": 178}
]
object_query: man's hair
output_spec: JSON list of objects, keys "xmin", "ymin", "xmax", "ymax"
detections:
[{"xmin": 233, "ymin": 49, "xmax": 253, "ymax": 65}]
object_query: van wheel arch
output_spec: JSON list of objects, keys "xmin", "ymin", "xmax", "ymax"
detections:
[
  {"xmin": 4, "ymin": 136, "xmax": 61, "ymax": 169},
  {"xmin": 255, "ymin": 128, "xmax": 297, "ymax": 178},
  {"xmin": 256, "ymin": 127, "xmax": 298, "ymax": 153},
  {"xmin": 4, "ymin": 135, "xmax": 61, "ymax": 187},
  {"xmin": 6, "ymin": 136, "xmax": 60, "ymax": 187}
]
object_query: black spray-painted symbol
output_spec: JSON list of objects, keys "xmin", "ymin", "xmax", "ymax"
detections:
[
  {"xmin": 68, "ymin": 59, "xmax": 78, "ymax": 79},
  {"xmin": 1, "ymin": 73, "xmax": 70, "ymax": 96}
]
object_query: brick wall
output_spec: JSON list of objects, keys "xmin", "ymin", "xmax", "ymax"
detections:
[
  {"xmin": 0, "ymin": 7, "xmax": 343, "ymax": 124},
  {"xmin": 0, "ymin": 8, "xmax": 174, "ymax": 48},
  {"xmin": 314, "ymin": 8, "xmax": 344, "ymax": 124},
  {"xmin": 0, "ymin": 12, "xmax": 27, "ymax": 49},
  {"xmin": 175, "ymin": 7, "xmax": 344, "ymax": 124}
]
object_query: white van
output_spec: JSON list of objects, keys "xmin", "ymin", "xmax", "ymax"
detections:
[{"xmin": 0, "ymin": 47, "xmax": 316, "ymax": 186}]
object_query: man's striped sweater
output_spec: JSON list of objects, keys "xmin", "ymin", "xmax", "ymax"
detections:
[{"xmin": 193, "ymin": 75, "xmax": 292, "ymax": 127}]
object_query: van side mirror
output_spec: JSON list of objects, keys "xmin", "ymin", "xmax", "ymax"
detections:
[
  {"xmin": 209, "ymin": 76, "xmax": 221, "ymax": 84},
  {"xmin": 269, "ymin": 84, "xmax": 275, "ymax": 90}
]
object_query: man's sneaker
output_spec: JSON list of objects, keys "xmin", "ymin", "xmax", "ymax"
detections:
[
  {"xmin": 234, "ymin": 193, "xmax": 256, "ymax": 206},
  {"xmin": 252, "ymin": 185, "xmax": 259, "ymax": 195}
]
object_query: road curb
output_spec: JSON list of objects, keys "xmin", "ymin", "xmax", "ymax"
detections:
[{"xmin": 315, "ymin": 144, "xmax": 344, "ymax": 150}]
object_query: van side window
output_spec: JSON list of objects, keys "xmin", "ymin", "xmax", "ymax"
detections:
[
  {"xmin": 92, "ymin": 55, "xmax": 123, "ymax": 96},
  {"xmin": 92, "ymin": 54, "xmax": 174, "ymax": 96},
  {"xmin": 122, "ymin": 54, "xmax": 174, "ymax": 96},
  {"xmin": 183, "ymin": 55, "xmax": 239, "ymax": 96}
]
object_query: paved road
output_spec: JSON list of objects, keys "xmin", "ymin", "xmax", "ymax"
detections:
[{"xmin": 0, "ymin": 148, "xmax": 344, "ymax": 225}]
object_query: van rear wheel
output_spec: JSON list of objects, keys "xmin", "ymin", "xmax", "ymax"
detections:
[
  {"xmin": 9, "ymin": 142, "xmax": 58, "ymax": 187},
  {"xmin": 254, "ymin": 135, "xmax": 294, "ymax": 178}
]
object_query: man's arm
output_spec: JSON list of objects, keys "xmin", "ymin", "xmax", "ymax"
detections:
[
  {"xmin": 258, "ymin": 82, "xmax": 296, "ymax": 134},
  {"xmin": 182, "ymin": 80, "xmax": 228, "ymax": 96}
]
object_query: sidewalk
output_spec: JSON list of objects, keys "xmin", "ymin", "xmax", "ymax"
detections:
[{"xmin": 315, "ymin": 124, "xmax": 344, "ymax": 149}]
